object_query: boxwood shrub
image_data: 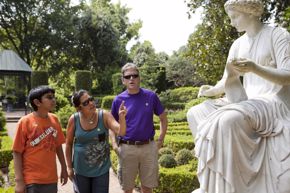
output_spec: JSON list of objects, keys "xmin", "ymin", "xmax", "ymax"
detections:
[
  {"xmin": 175, "ymin": 149, "xmax": 194, "ymax": 165},
  {"xmin": 156, "ymin": 164, "xmax": 199, "ymax": 193},
  {"xmin": 101, "ymin": 95, "xmax": 115, "ymax": 110},
  {"xmin": 159, "ymin": 154, "xmax": 177, "ymax": 168}
]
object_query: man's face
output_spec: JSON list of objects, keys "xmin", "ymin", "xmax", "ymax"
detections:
[{"xmin": 122, "ymin": 68, "xmax": 140, "ymax": 92}]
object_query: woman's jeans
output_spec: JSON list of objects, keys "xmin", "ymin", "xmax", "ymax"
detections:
[{"xmin": 74, "ymin": 172, "xmax": 109, "ymax": 193}]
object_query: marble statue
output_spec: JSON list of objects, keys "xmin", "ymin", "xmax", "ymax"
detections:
[{"xmin": 187, "ymin": 0, "xmax": 290, "ymax": 193}]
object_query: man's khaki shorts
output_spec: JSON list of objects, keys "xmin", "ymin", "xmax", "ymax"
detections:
[{"xmin": 117, "ymin": 141, "xmax": 159, "ymax": 191}]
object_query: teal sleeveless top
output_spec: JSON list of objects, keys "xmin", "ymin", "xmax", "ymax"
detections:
[{"xmin": 73, "ymin": 109, "xmax": 111, "ymax": 177}]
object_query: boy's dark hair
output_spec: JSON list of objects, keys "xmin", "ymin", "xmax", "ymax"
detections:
[
  {"xmin": 28, "ymin": 85, "xmax": 55, "ymax": 111},
  {"xmin": 71, "ymin": 89, "xmax": 88, "ymax": 107}
]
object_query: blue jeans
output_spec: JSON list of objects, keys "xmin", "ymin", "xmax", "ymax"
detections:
[{"xmin": 74, "ymin": 172, "xmax": 109, "ymax": 193}]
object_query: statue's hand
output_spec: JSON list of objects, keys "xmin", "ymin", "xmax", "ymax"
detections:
[
  {"xmin": 198, "ymin": 85, "xmax": 214, "ymax": 97},
  {"xmin": 230, "ymin": 58, "xmax": 256, "ymax": 74},
  {"xmin": 226, "ymin": 58, "xmax": 242, "ymax": 77}
]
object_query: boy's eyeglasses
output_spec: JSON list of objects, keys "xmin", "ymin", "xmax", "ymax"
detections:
[
  {"xmin": 81, "ymin": 97, "xmax": 94, "ymax": 107},
  {"xmin": 123, "ymin": 74, "xmax": 139, "ymax": 80}
]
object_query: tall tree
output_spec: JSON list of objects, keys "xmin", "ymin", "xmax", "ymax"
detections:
[
  {"xmin": 0, "ymin": 0, "xmax": 79, "ymax": 69},
  {"xmin": 166, "ymin": 46, "xmax": 204, "ymax": 87},
  {"xmin": 129, "ymin": 41, "xmax": 169, "ymax": 93},
  {"xmin": 69, "ymin": 0, "xmax": 142, "ymax": 93},
  {"xmin": 0, "ymin": 0, "xmax": 141, "ymax": 94}
]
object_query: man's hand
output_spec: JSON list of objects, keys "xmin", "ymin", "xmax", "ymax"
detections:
[
  {"xmin": 156, "ymin": 139, "xmax": 164, "ymax": 149},
  {"xmin": 118, "ymin": 100, "xmax": 127, "ymax": 117}
]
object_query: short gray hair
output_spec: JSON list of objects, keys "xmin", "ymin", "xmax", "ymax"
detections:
[
  {"xmin": 224, "ymin": 0, "xmax": 264, "ymax": 17},
  {"xmin": 121, "ymin": 63, "xmax": 139, "ymax": 75}
]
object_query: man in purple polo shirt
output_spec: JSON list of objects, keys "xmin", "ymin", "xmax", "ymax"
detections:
[{"xmin": 110, "ymin": 63, "xmax": 168, "ymax": 193}]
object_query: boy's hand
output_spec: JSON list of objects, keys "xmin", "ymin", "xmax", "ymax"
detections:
[
  {"xmin": 15, "ymin": 179, "xmax": 25, "ymax": 193},
  {"xmin": 60, "ymin": 168, "xmax": 68, "ymax": 185},
  {"xmin": 67, "ymin": 167, "xmax": 75, "ymax": 181}
]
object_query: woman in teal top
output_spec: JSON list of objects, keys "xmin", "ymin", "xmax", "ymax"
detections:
[{"xmin": 65, "ymin": 90, "xmax": 126, "ymax": 193}]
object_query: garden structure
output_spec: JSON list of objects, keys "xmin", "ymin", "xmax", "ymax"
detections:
[{"xmin": 0, "ymin": 50, "xmax": 32, "ymax": 111}]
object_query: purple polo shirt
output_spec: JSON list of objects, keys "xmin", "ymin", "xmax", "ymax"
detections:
[{"xmin": 111, "ymin": 88, "xmax": 164, "ymax": 141}]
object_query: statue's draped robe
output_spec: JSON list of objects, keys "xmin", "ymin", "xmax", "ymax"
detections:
[{"xmin": 187, "ymin": 25, "xmax": 290, "ymax": 193}]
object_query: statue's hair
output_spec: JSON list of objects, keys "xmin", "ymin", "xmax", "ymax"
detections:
[{"xmin": 224, "ymin": 0, "xmax": 264, "ymax": 17}]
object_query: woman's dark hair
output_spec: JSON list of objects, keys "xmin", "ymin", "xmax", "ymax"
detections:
[
  {"xmin": 71, "ymin": 89, "xmax": 88, "ymax": 107},
  {"xmin": 28, "ymin": 85, "xmax": 55, "ymax": 111}
]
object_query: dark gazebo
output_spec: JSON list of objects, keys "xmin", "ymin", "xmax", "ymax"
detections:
[{"xmin": 0, "ymin": 50, "xmax": 32, "ymax": 110}]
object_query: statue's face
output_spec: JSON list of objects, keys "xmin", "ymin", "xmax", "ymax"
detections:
[{"xmin": 227, "ymin": 9, "xmax": 252, "ymax": 32}]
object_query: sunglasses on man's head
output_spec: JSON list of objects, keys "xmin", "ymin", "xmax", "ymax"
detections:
[
  {"xmin": 123, "ymin": 74, "xmax": 139, "ymax": 80},
  {"xmin": 81, "ymin": 96, "xmax": 94, "ymax": 106}
]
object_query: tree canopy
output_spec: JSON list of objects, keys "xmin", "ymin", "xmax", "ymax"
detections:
[{"xmin": 0, "ymin": 0, "xmax": 141, "ymax": 93}]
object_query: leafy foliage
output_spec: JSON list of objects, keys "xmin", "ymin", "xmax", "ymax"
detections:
[
  {"xmin": 159, "ymin": 154, "xmax": 177, "ymax": 168},
  {"xmin": 55, "ymin": 104, "xmax": 75, "ymax": 128},
  {"xmin": 157, "ymin": 165, "xmax": 199, "ymax": 193},
  {"xmin": 0, "ymin": 0, "xmax": 141, "ymax": 94},
  {"xmin": 129, "ymin": 41, "xmax": 169, "ymax": 93},
  {"xmin": 112, "ymin": 72, "xmax": 124, "ymax": 94},
  {"xmin": 166, "ymin": 46, "xmax": 204, "ymax": 87},
  {"xmin": 75, "ymin": 70, "xmax": 92, "ymax": 92},
  {"xmin": 0, "ymin": 110, "xmax": 6, "ymax": 130},
  {"xmin": 175, "ymin": 148, "xmax": 194, "ymax": 165},
  {"xmin": 101, "ymin": 95, "xmax": 115, "ymax": 110},
  {"xmin": 31, "ymin": 71, "xmax": 48, "ymax": 88},
  {"xmin": 159, "ymin": 147, "xmax": 174, "ymax": 157}
]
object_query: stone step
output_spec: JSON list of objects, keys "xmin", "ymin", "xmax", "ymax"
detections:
[{"xmin": 6, "ymin": 117, "xmax": 21, "ymax": 123}]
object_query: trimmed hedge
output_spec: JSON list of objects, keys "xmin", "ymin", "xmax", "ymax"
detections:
[
  {"xmin": 31, "ymin": 71, "xmax": 48, "ymax": 89},
  {"xmin": 159, "ymin": 147, "xmax": 174, "ymax": 156},
  {"xmin": 184, "ymin": 97, "xmax": 208, "ymax": 112},
  {"xmin": 101, "ymin": 95, "xmax": 115, "ymax": 110},
  {"xmin": 0, "ymin": 110, "xmax": 6, "ymax": 131},
  {"xmin": 0, "ymin": 136, "xmax": 13, "ymax": 168},
  {"xmin": 156, "ymin": 165, "xmax": 199, "ymax": 193},
  {"xmin": 175, "ymin": 149, "xmax": 194, "ymax": 165},
  {"xmin": 162, "ymin": 135, "xmax": 194, "ymax": 152},
  {"xmin": 159, "ymin": 154, "xmax": 177, "ymax": 168},
  {"xmin": 56, "ymin": 104, "xmax": 75, "ymax": 128},
  {"xmin": 75, "ymin": 70, "xmax": 92, "ymax": 92},
  {"xmin": 0, "ymin": 187, "xmax": 14, "ymax": 192},
  {"xmin": 166, "ymin": 130, "xmax": 192, "ymax": 136},
  {"xmin": 112, "ymin": 73, "xmax": 124, "ymax": 95},
  {"xmin": 110, "ymin": 149, "xmax": 199, "ymax": 193},
  {"xmin": 159, "ymin": 87, "xmax": 200, "ymax": 110},
  {"xmin": 0, "ymin": 150, "xmax": 12, "ymax": 168}
]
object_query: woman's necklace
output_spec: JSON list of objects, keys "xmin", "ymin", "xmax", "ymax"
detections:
[
  {"xmin": 88, "ymin": 112, "xmax": 96, "ymax": 124},
  {"xmin": 82, "ymin": 112, "xmax": 96, "ymax": 124}
]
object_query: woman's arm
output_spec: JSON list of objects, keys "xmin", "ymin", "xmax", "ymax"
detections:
[
  {"xmin": 104, "ymin": 101, "xmax": 126, "ymax": 136},
  {"xmin": 104, "ymin": 110, "xmax": 126, "ymax": 136},
  {"xmin": 65, "ymin": 115, "xmax": 75, "ymax": 181}
]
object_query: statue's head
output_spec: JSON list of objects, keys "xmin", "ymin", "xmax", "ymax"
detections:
[{"xmin": 224, "ymin": 0, "xmax": 264, "ymax": 17}]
